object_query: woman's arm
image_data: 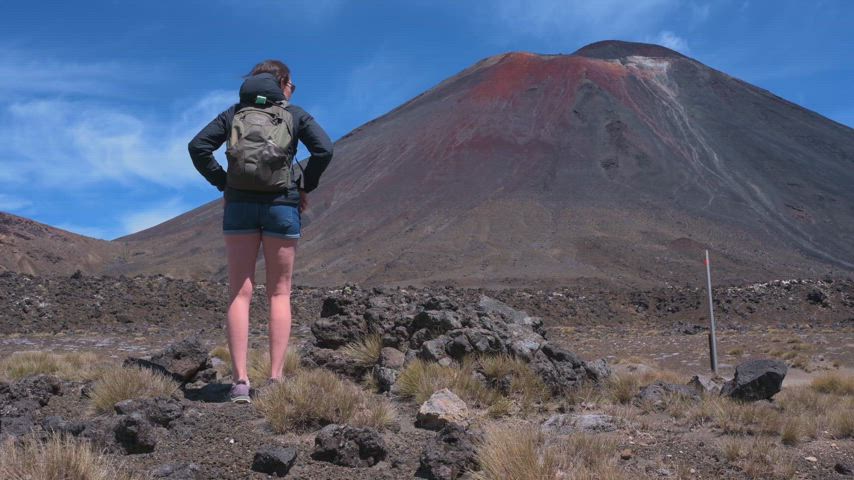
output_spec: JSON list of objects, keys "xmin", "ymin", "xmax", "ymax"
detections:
[
  {"xmin": 188, "ymin": 107, "xmax": 234, "ymax": 191},
  {"xmin": 293, "ymin": 106, "xmax": 333, "ymax": 193}
]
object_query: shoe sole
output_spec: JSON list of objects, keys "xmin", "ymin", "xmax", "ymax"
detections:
[{"xmin": 231, "ymin": 395, "xmax": 251, "ymax": 404}]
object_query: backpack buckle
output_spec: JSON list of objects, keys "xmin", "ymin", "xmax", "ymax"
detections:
[{"xmin": 254, "ymin": 95, "xmax": 267, "ymax": 105}]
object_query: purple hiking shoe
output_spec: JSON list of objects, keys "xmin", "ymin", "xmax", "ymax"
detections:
[{"xmin": 230, "ymin": 380, "xmax": 251, "ymax": 404}]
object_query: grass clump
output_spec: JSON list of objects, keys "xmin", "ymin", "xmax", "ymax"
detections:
[
  {"xmin": 397, "ymin": 358, "xmax": 498, "ymax": 406},
  {"xmin": 811, "ymin": 371, "xmax": 854, "ymax": 395},
  {"xmin": 256, "ymin": 368, "xmax": 396, "ymax": 433},
  {"xmin": 0, "ymin": 434, "xmax": 143, "ymax": 480},
  {"xmin": 473, "ymin": 423, "xmax": 624, "ymax": 480},
  {"xmin": 246, "ymin": 349, "xmax": 300, "ymax": 386},
  {"xmin": 716, "ymin": 437, "xmax": 794, "ymax": 480},
  {"xmin": 478, "ymin": 354, "xmax": 550, "ymax": 408},
  {"xmin": 89, "ymin": 366, "xmax": 179, "ymax": 414},
  {"xmin": 209, "ymin": 345, "xmax": 231, "ymax": 365},
  {"xmin": 0, "ymin": 351, "xmax": 103, "ymax": 382},
  {"xmin": 341, "ymin": 334, "xmax": 383, "ymax": 366}
]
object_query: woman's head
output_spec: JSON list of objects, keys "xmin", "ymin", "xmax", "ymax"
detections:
[{"xmin": 247, "ymin": 59, "xmax": 295, "ymax": 99}]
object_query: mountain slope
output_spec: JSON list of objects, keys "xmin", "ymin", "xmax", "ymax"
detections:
[{"xmin": 114, "ymin": 40, "xmax": 854, "ymax": 285}]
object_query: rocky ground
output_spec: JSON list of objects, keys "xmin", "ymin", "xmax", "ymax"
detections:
[{"xmin": 1, "ymin": 271, "xmax": 853, "ymax": 479}]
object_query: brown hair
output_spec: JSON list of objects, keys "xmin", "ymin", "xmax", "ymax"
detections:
[{"xmin": 246, "ymin": 59, "xmax": 290, "ymax": 86}]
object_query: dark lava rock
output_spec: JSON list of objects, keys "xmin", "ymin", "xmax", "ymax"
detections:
[
  {"xmin": 420, "ymin": 336, "xmax": 451, "ymax": 361},
  {"xmin": 378, "ymin": 347, "xmax": 406, "ymax": 369},
  {"xmin": 634, "ymin": 382, "xmax": 701, "ymax": 410},
  {"xmin": 721, "ymin": 359, "xmax": 787, "ymax": 401},
  {"xmin": 251, "ymin": 445, "xmax": 298, "ymax": 477},
  {"xmin": 312, "ymin": 424, "xmax": 387, "ymax": 467},
  {"xmin": 416, "ymin": 423, "xmax": 481, "ymax": 479},
  {"xmin": 584, "ymin": 358, "xmax": 612, "ymax": 382},
  {"xmin": 835, "ymin": 463, "xmax": 853, "ymax": 476},
  {"xmin": 42, "ymin": 415, "xmax": 85, "ymax": 436},
  {"xmin": 311, "ymin": 315, "xmax": 368, "ymax": 348},
  {"xmin": 1, "ymin": 375, "xmax": 63, "ymax": 412},
  {"xmin": 125, "ymin": 337, "xmax": 208, "ymax": 383},
  {"xmin": 320, "ymin": 296, "xmax": 354, "ymax": 317},
  {"xmin": 806, "ymin": 288, "xmax": 829, "ymax": 306},
  {"xmin": 0, "ymin": 414, "xmax": 35, "ymax": 439},
  {"xmin": 151, "ymin": 463, "xmax": 202, "ymax": 479},
  {"xmin": 412, "ymin": 310, "xmax": 462, "ymax": 333},
  {"xmin": 114, "ymin": 412, "xmax": 160, "ymax": 454},
  {"xmin": 373, "ymin": 366, "xmax": 398, "ymax": 393},
  {"xmin": 300, "ymin": 344, "xmax": 368, "ymax": 381},
  {"xmin": 114, "ymin": 396, "xmax": 184, "ymax": 428},
  {"xmin": 530, "ymin": 343, "xmax": 592, "ymax": 394}
]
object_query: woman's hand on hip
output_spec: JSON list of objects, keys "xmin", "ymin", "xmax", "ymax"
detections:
[{"xmin": 299, "ymin": 189, "xmax": 308, "ymax": 213}]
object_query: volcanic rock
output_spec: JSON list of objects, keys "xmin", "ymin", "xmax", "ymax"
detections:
[
  {"xmin": 311, "ymin": 315, "xmax": 368, "ymax": 349},
  {"xmin": 251, "ymin": 445, "xmax": 298, "ymax": 477},
  {"xmin": 634, "ymin": 382, "xmax": 701, "ymax": 410},
  {"xmin": 378, "ymin": 347, "xmax": 406, "ymax": 369},
  {"xmin": 416, "ymin": 389, "xmax": 469, "ymax": 430},
  {"xmin": 530, "ymin": 343, "xmax": 594, "ymax": 394},
  {"xmin": 721, "ymin": 359, "xmax": 787, "ymax": 401},
  {"xmin": 311, "ymin": 424, "xmax": 387, "ymax": 467},
  {"xmin": 125, "ymin": 338, "xmax": 208, "ymax": 383},
  {"xmin": 150, "ymin": 463, "xmax": 202, "ymax": 479},
  {"xmin": 372, "ymin": 366, "xmax": 398, "ymax": 393},
  {"xmin": 114, "ymin": 412, "xmax": 160, "ymax": 454},
  {"xmin": 541, "ymin": 413, "xmax": 617, "ymax": 435},
  {"xmin": 114, "ymin": 396, "xmax": 184, "ymax": 428},
  {"xmin": 416, "ymin": 423, "xmax": 482, "ymax": 479}
]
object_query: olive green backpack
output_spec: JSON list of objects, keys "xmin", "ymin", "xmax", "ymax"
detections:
[{"xmin": 225, "ymin": 97, "xmax": 295, "ymax": 192}]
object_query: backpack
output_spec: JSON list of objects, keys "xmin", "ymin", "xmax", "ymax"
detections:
[{"xmin": 225, "ymin": 97, "xmax": 295, "ymax": 192}]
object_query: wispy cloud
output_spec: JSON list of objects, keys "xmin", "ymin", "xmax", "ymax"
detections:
[
  {"xmin": 120, "ymin": 197, "xmax": 189, "ymax": 234},
  {"xmin": 484, "ymin": 0, "xmax": 681, "ymax": 43},
  {"xmin": 653, "ymin": 30, "xmax": 690, "ymax": 52},
  {"xmin": 53, "ymin": 222, "xmax": 111, "ymax": 240},
  {"xmin": 0, "ymin": 44, "xmax": 163, "ymax": 98},
  {"xmin": 1, "ymin": 90, "xmax": 232, "ymax": 189},
  {"xmin": 0, "ymin": 194, "xmax": 32, "ymax": 212}
]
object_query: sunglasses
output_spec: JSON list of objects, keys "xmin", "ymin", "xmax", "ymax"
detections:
[{"xmin": 286, "ymin": 81, "xmax": 296, "ymax": 93}]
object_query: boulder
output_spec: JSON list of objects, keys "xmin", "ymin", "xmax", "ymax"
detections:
[
  {"xmin": 300, "ymin": 344, "xmax": 369, "ymax": 381},
  {"xmin": 420, "ymin": 337, "xmax": 451, "ymax": 362},
  {"xmin": 378, "ymin": 347, "xmax": 406, "ymax": 369},
  {"xmin": 416, "ymin": 389, "xmax": 468, "ymax": 431},
  {"xmin": 251, "ymin": 445, "xmax": 298, "ymax": 477},
  {"xmin": 114, "ymin": 396, "xmax": 184, "ymax": 428},
  {"xmin": 413, "ymin": 310, "xmax": 462, "ymax": 333},
  {"xmin": 312, "ymin": 424, "xmax": 387, "ymax": 467},
  {"xmin": 311, "ymin": 315, "xmax": 368, "ymax": 349},
  {"xmin": 721, "ymin": 359, "xmax": 787, "ymax": 401},
  {"xmin": 373, "ymin": 366, "xmax": 398, "ymax": 393},
  {"xmin": 688, "ymin": 374, "xmax": 724, "ymax": 395},
  {"xmin": 584, "ymin": 359, "xmax": 612, "ymax": 382},
  {"xmin": 415, "ymin": 423, "xmax": 482, "ymax": 480},
  {"xmin": 125, "ymin": 338, "xmax": 208, "ymax": 383},
  {"xmin": 0, "ymin": 414, "xmax": 35, "ymax": 440},
  {"xmin": 114, "ymin": 412, "xmax": 160, "ymax": 454},
  {"xmin": 320, "ymin": 296, "xmax": 354, "ymax": 317},
  {"xmin": 477, "ymin": 296, "xmax": 543, "ymax": 334},
  {"xmin": 633, "ymin": 382, "xmax": 700, "ymax": 410},
  {"xmin": 541, "ymin": 414, "xmax": 617, "ymax": 435},
  {"xmin": 42, "ymin": 415, "xmax": 85, "ymax": 436},
  {"xmin": 530, "ymin": 343, "xmax": 591, "ymax": 394}
]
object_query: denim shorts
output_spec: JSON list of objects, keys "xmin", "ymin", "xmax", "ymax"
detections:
[{"xmin": 222, "ymin": 201, "xmax": 301, "ymax": 239}]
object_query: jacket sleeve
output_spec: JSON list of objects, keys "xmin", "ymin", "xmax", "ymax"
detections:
[
  {"xmin": 188, "ymin": 107, "xmax": 232, "ymax": 191},
  {"xmin": 294, "ymin": 107, "xmax": 334, "ymax": 193}
]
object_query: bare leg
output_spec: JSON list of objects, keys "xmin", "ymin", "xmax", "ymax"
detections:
[
  {"xmin": 262, "ymin": 235, "xmax": 297, "ymax": 380},
  {"xmin": 225, "ymin": 232, "xmax": 261, "ymax": 383}
]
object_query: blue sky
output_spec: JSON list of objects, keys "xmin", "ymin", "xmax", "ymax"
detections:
[{"xmin": 1, "ymin": 0, "xmax": 852, "ymax": 240}]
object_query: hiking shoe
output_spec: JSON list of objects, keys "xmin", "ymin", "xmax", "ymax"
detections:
[{"xmin": 229, "ymin": 380, "xmax": 251, "ymax": 404}]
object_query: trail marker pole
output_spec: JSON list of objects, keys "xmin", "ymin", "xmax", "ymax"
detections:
[{"xmin": 705, "ymin": 250, "xmax": 718, "ymax": 374}]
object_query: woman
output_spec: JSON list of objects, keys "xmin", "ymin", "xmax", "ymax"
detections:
[{"xmin": 188, "ymin": 60, "xmax": 333, "ymax": 403}]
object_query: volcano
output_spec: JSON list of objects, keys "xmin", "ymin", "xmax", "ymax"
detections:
[{"xmin": 109, "ymin": 41, "xmax": 854, "ymax": 285}]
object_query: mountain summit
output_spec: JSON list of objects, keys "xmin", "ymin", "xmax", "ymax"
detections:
[{"xmin": 98, "ymin": 42, "xmax": 854, "ymax": 285}]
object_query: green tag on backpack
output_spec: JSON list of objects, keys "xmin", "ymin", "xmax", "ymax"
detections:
[{"xmin": 254, "ymin": 95, "xmax": 267, "ymax": 105}]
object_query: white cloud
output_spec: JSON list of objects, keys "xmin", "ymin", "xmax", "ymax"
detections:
[
  {"xmin": 0, "ymin": 194, "xmax": 31, "ymax": 212},
  {"xmin": 654, "ymin": 30, "xmax": 690, "ymax": 52},
  {"xmin": 0, "ymin": 44, "xmax": 162, "ymax": 98},
  {"xmin": 486, "ymin": 0, "xmax": 680, "ymax": 42},
  {"xmin": 1, "ymin": 90, "xmax": 233, "ymax": 189},
  {"xmin": 120, "ymin": 198, "xmax": 189, "ymax": 235}
]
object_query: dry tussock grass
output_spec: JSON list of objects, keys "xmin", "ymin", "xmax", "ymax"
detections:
[
  {"xmin": 716, "ymin": 437, "xmax": 795, "ymax": 480},
  {"xmin": 811, "ymin": 371, "xmax": 854, "ymax": 395},
  {"xmin": 247, "ymin": 349, "xmax": 300, "ymax": 385},
  {"xmin": 341, "ymin": 334, "xmax": 383, "ymax": 366},
  {"xmin": 473, "ymin": 423, "xmax": 625, "ymax": 480},
  {"xmin": 0, "ymin": 351, "xmax": 103, "ymax": 382},
  {"xmin": 478, "ymin": 354, "xmax": 550, "ymax": 408},
  {"xmin": 0, "ymin": 434, "xmax": 143, "ymax": 480},
  {"xmin": 396, "ymin": 358, "xmax": 499, "ymax": 406},
  {"xmin": 256, "ymin": 368, "xmax": 395, "ymax": 433},
  {"xmin": 209, "ymin": 345, "xmax": 231, "ymax": 364},
  {"xmin": 89, "ymin": 366, "xmax": 179, "ymax": 414},
  {"xmin": 602, "ymin": 359, "xmax": 684, "ymax": 406}
]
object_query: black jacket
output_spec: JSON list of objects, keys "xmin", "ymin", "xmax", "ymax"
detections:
[{"xmin": 188, "ymin": 73, "xmax": 334, "ymax": 205}]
